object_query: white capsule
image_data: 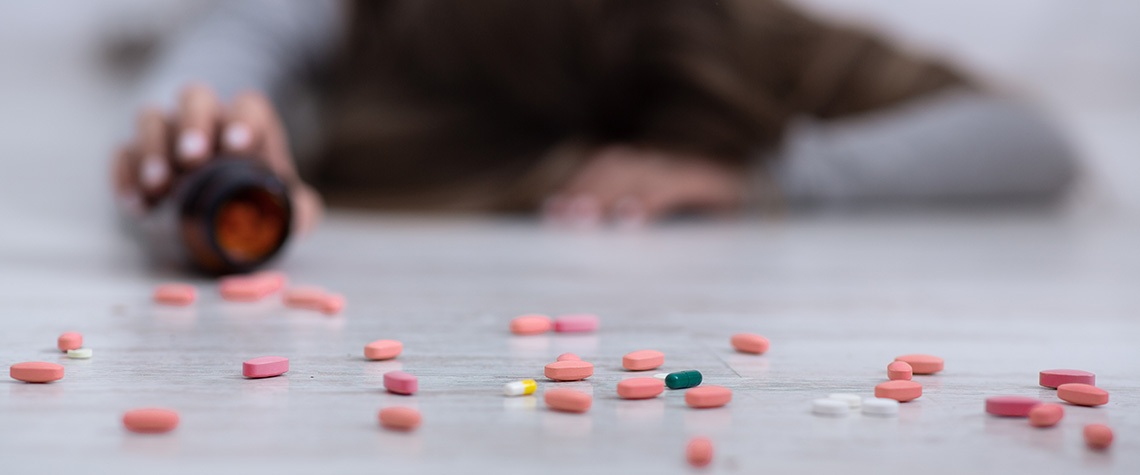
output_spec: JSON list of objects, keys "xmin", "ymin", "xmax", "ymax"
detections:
[
  {"xmin": 503, "ymin": 379, "xmax": 537, "ymax": 396},
  {"xmin": 862, "ymin": 397, "xmax": 899, "ymax": 417},
  {"xmin": 828, "ymin": 393, "xmax": 861, "ymax": 408},
  {"xmin": 653, "ymin": 373, "xmax": 669, "ymax": 380},
  {"xmin": 812, "ymin": 398, "xmax": 849, "ymax": 416},
  {"xmin": 66, "ymin": 348, "xmax": 93, "ymax": 359}
]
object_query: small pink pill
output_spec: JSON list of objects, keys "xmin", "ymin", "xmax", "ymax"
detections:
[
  {"xmin": 553, "ymin": 314, "xmax": 599, "ymax": 333},
  {"xmin": 617, "ymin": 377, "xmax": 665, "ymax": 399},
  {"xmin": 545, "ymin": 389, "xmax": 592, "ymax": 413},
  {"xmin": 154, "ymin": 283, "xmax": 196, "ymax": 306},
  {"xmin": 320, "ymin": 293, "xmax": 345, "ymax": 315},
  {"xmin": 123, "ymin": 408, "xmax": 180, "ymax": 434},
  {"xmin": 887, "ymin": 361, "xmax": 913, "ymax": 381},
  {"xmin": 283, "ymin": 286, "xmax": 327, "ymax": 310},
  {"xmin": 1057, "ymin": 383, "xmax": 1109, "ymax": 406},
  {"xmin": 685, "ymin": 385, "xmax": 732, "ymax": 408},
  {"xmin": 874, "ymin": 380, "xmax": 922, "ymax": 402},
  {"xmin": 556, "ymin": 353, "xmax": 580, "ymax": 362},
  {"xmin": 985, "ymin": 396, "xmax": 1042, "ymax": 417},
  {"xmin": 253, "ymin": 271, "xmax": 287, "ymax": 293},
  {"xmin": 544, "ymin": 360, "xmax": 594, "ymax": 381},
  {"xmin": 378, "ymin": 407, "xmax": 422, "ymax": 431},
  {"xmin": 686, "ymin": 437, "xmax": 714, "ymax": 468},
  {"xmin": 730, "ymin": 333, "xmax": 769, "ymax": 354},
  {"xmin": 384, "ymin": 371, "xmax": 418, "ymax": 395},
  {"xmin": 220, "ymin": 275, "xmax": 275, "ymax": 302},
  {"xmin": 893, "ymin": 354, "xmax": 943, "ymax": 374},
  {"xmin": 57, "ymin": 332, "xmax": 82, "ymax": 352},
  {"xmin": 243, "ymin": 356, "xmax": 289, "ymax": 378},
  {"xmin": 1028, "ymin": 403, "xmax": 1064, "ymax": 427},
  {"xmin": 10, "ymin": 362, "xmax": 64, "ymax": 383},
  {"xmin": 510, "ymin": 314, "xmax": 552, "ymax": 335},
  {"xmin": 1039, "ymin": 369, "xmax": 1095, "ymax": 389},
  {"xmin": 622, "ymin": 350, "xmax": 664, "ymax": 371},
  {"xmin": 365, "ymin": 339, "xmax": 403, "ymax": 360},
  {"xmin": 1084, "ymin": 424, "xmax": 1113, "ymax": 450}
]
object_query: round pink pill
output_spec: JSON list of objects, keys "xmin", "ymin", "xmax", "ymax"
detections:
[
  {"xmin": 553, "ymin": 314, "xmax": 599, "ymax": 333},
  {"xmin": 378, "ymin": 407, "xmax": 422, "ymax": 431},
  {"xmin": 545, "ymin": 389, "xmax": 592, "ymax": 413},
  {"xmin": 622, "ymin": 350, "xmax": 664, "ymax": 371},
  {"xmin": 556, "ymin": 353, "xmax": 580, "ymax": 362},
  {"xmin": 887, "ymin": 361, "xmax": 913, "ymax": 381},
  {"xmin": 686, "ymin": 437, "xmax": 714, "ymax": 468},
  {"xmin": 384, "ymin": 371, "xmax": 418, "ymax": 395},
  {"xmin": 10, "ymin": 362, "xmax": 64, "ymax": 383},
  {"xmin": 1057, "ymin": 383, "xmax": 1109, "ymax": 406},
  {"xmin": 1084, "ymin": 424, "xmax": 1113, "ymax": 450},
  {"xmin": 1028, "ymin": 403, "xmax": 1064, "ymax": 427},
  {"xmin": 893, "ymin": 354, "xmax": 943, "ymax": 374},
  {"xmin": 510, "ymin": 314, "xmax": 552, "ymax": 335},
  {"xmin": 730, "ymin": 333, "xmax": 769, "ymax": 354},
  {"xmin": 123, "ymin": 408, "xmax": 180, "ymax": 434},
  {"xmin": 617, "ymin": 377, "xmax": 665, "ymax": 399},
  {"xmin": 874, "ymin": 380, "xmax": 922, "ymax": 402},
  {"xmin": 243, "ymin": 356, "xmax": 289, "ymax": 378},
  {"xmin": 544, "ymin": 360, "xmax": 594, "ymax": 381},
  {"xmin": 57, "ymin": 332, "xmax": 82, "ymax": 352},
  {"xmin": 365, "ymin": 339, "xmax": 403, "ymax": 360},
  {"xmin": 985, "ymin": 396, "xmax": 1041, "ymax": 417},
  {"xmin": 1039, "ymin": 369, "xmax": 1095, "ymax": 389},
  {"xmin": 154, "ymin": 283, "xmax": 196, "ymax": 306},
  {"xmin": 685, "ymin": 385, "xmax": 732, "ymax": 408}
]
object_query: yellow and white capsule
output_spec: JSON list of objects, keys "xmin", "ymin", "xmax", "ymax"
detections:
[{"xmin": 503, "ymin": 379, "xmax": 537, "ymax": 396}]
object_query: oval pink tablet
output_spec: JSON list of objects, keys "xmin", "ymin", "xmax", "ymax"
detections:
[
  {"xmin": 887, "ymin": 361, "xmax": 913, "ymax": 381},
  {"xmin": 365, "ymin": 339, "xmax": 403, "ymax": 360},
  {"xmin": 154, "ymin": 283, "xmax": 196, "ymax": 306},
  {"xmin": 730, "ymin": 333, "xmax": 769, "ymax": 354},
  {"xmin": 243, "ymin": 356, "xmax": 289, "ymax": 378},
  {"xmin": 1057, "ymin": 383, "xmax": 1109, "ymax": 406},
  {"xmin": 874, "ymin": 380, "xmax": 922, "ymax": 402},
  {"xmin": 10, "ymin": 362, "xmax": 64, "ymax": 383},
  {"xmin": 893, "ymin": 354, "xmax": 943, "ymax": 374},
  {"xmin": 617, "ymin": 377, "xmax": 665, "ymax": 399},
  {"xmin": 686, "ymin": 437, "xmax": 714, "ymax": 468},
  {"xmin": 123, "ymin": 408, "xmax": 180, "ymax": 434},
  {"xmin": 283, "ymin": 286, "xmax": 326, "ymax": 310},
  {"xmin": 57, "ymin": 332, "xmax": 83, "ymax": 352},
  {"xmin": 544, "ymin": 360, "xmax": 594, "ymax": 381},
  {"xmin": 1028, "ymin": 403, "xmax": 1064, "ymax": 427},
  {"xmin": 544, "ymin": 389, "xmax": 592, "ymax": 413},
  {"xmin": 384, "ymin": 371, "xmax": 418, "ymax": 395},
  {"xmin": 320, "ymin": 293, "xmax": 345, "ymax": 315},
  {"xmin": 556, "ymin": 353, "xmax": 580, "ymax": 362},
  {"xmin": 253, "ymin": 271, "xmax": 287, "ymax": 293},
  {"xmin": 1084, "ymin": 424, "xmax": 1113, "ymax": 450},
  {"xmin": 985, "ymin": 396, "xmax": 1041, "ymax": 417},
  {"xmin": 622, "ymin": 350, "xmax": 664, "ymax": 371},
  {"xmin": 510, "ymin": 314, "xmax": 552, "ymax": 335},
  {"xmin": 685, "ymin": 385, "xmax": 732, "ymax": 408},
  {"xmin": 220, "ymin": 275, "xmax": 275, "ymax": 302},
  {"xmin": 378, "ymin": 407, "xmax": 422, "ymax": 431},
  {"xmin": 1039, "ymin": 369, "xmax": 1095, "ymax": 389},
  {"xmin": 553, "ymin": 314, "xmax": 599, "ymax": 333}
]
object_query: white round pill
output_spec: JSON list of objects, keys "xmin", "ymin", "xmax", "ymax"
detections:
[
  {"xmin": 828, "ymin": 393, "xmax": 861, "ymax": 408},
  {"xmin": 862, "ymin": 397, "xmax": 899, "ymax": 416},
  {"xmin": 812, "ymin": 398, "xmax": 850, "ymax": 416},
  {"xmin": 66, "ymin": 348, "xmax": 92, "ymax": 359}
]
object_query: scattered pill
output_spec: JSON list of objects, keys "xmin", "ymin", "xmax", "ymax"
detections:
[
  {"xmin": 242, "ymin": 356, "xmax": 289, "ymax": 379},
  {"xmin": 617, "ymin": 377, "xmax": 665, "ymax": 399},
  {"xmin": 545, "ymin": 389, "xmax": 592, "ymax": 413},
  {"xmin": 283, "ymin": 286, "xmax": 327, "ymax": 309},
  {"xmin": 123, "ymin": 408, "xmax": 180, "ymax": 434},
  {"xmin": 862, "ymin": 398, "xmax": 899, "ymax": 416},
  {"xmin": 812, "ymin": 398, "xmax": 850, "ymax": 416},
  {"xmin": 552, "ymin": 313, "xmax": 599, "ymax": 333},
  {"xmin": 685, "ymin": 385, "xmax": 732, "ymax": 408},
  {"xmin": 1083, "ymin": 424, "xmax": 1113, "ymax": 450},
  {"xmin": 730, "ymin": 333, "xmax": 769, "ymax": 354},
  {"xmin": 1028, "ymin": 403, "xmax": 1064, "ymax": 427},
  {"xmin": 384, "ymin": 371, "xmax": 419, "ymax": 395},
  {"xmin": 828, "ymin": 393, "xmax": 862, "ymax": 408},
  {"xmin": 66, "ymin": 348, "xmax": 93, "ymax": 359},
  {"xmin": 622, "ymin": 349, "xmax": 664, "ymax": 371},
  {"xmin": 686, "ymin": 437, "xmax": 714, "ymax": 468},
  {"xmin": 253, "ymin": 270, "xmax": 287, "ymax": 293},
  {"xmin": 220, "ymin": 275, "xmax": 276, "ymax": 302},
  {"xmin": 665, "ymin": 370, "xmax": 703, "ymax": 390},
  {"xmin": 153, "ymin": 283, "xmax": 196, "ymax": 306},
  {"xmin": 874, "ymin": 380, "xmax": 922, "ymax": 402},
  {"xmin": 1039, "ymin": 369, "xmax": 1095, "ymax": 389},
  {"xmin": 57, "ymin": 332, "xmax": 82, "ymax": 352},
  {"xmin": 378, "ymin": 407, "xmax": 422, "ymax": 431},
  {"xmin": 364, "ymin": 339, "xmax": 403, "ymax": 360},
  {"xmin": 510, "ymin": 314, "xmax": 553, "ymax": 335},
  {"xmin": 1057, "ymin": 383, "xmax": 1109, "ymax": 406},
  {"xmin": 556, "ymin": 353, "xmax": 580, "ymax": 362},
  {"xmin": 10, "ymin": 362, "xmax": 64, "ymax": 383},
  {"xmin": 887, "ymin": 361, "xmax": 913, "ymax": 381},
  {"xmin": 893, "ymin": 354, "xmax": 943, "ymax": 374},
  {"xmin": 985, "ymin": 396, "xmax": 1042, "ymax": 417},
  {"xmin": 544, "ymin": 360, "xmax": 594, "ymax": 381},
  {"xmin": 320, "ymin": 293, "xmax": 345, "ymax": 315},
  {"xmin": 503, "ymin": 379, "xmax": 538, "ymax": 397}
]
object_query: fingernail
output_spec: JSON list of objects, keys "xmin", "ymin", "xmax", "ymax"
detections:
[
  {"xmin": 224, "ymin": 123, "xmax": 251, "ymax": 150},
  {"xmin": 139, "ymin": 155, "xmax": 169, "ymax": 191},
  {"xmin": 178, "ymin": 130, "xmax": 207, "ymax": 162},
  {"xmin": 613, "ymin": 197, "xmax": 647, "ymax": 230}
]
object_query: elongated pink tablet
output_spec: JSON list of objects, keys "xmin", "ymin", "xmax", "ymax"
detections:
[
  {"xmin": 887, "ymin": 361, "xmax": 913, "ymax": 381},
  {"xmin": 283, "ymin": 286, "xmax": 326, "ymax": 309},
  {"xmin": 320, "ymin": 293, "xmax": 345, "ymax": 315},
  {"xmin": 123, "ymin": 408, "xmax": 180, "ymax": 434},
  {"xmin": 553, "ymin": 314, "xmax": 599, "ymax": 333},
  {"xmin": 685, "ymin": 385, "xmax": 732, "ymax": 408},
  {"xmin": 545, "ymin": 389, "xmax": 592, "ymax": 413},
  {"xmin": 556, "ymin": 353, "xmax": 580, "ymax": 362},
  {"xmin": 874, "ymin": 380, "xmax": 922, "ymax": 402},
  {"xmin": 378, "ymin": 407, "xmax": 422, "ymax": 431},
  {"xmin": 686, "ymin": 437, "xmax": 714, "ymax": 468},
  {"xmin": 730, "ymin": 333, "xmax": 769, "ymax": 354},
  {"xmin": 1039, "ymin": 369, "xmax": 1095, "ymax": 389},
  {"xmin": 1057, "ymin": 383, "xmax": 1109, "ymax": 406},
  {"xmin": 1084, "ymin": 424, "xmax": 1113, "ymax": 449},
  {"xmin": 243, "ymin": 356, "xmax": 289, "ymax": 378},
  {"xmin": 253, "ymin": 271, "xmax": 287, "ymax": 293},
  {"xmin": 985, "ymin": 396, "xmax": 1041, "ymax": 416},
  {"xmin": 365, "ymin": 339, "xmax": 403, "ymax": 360},
  {"xmin": 154, "ymin": 283, "xmax": 196, "ymax": 306},
  {"xmin": 220, "ymin": 275, "xmax": 276, "ymax": 302},
  {"xmin": 10, "ymin": 362, "xmax": 64, "ymax": 383},
  {"xmin": 384, "ymin": 371, "xmax": 418, "ymax": 395},
  {"xmin": 57, "ymin": 332, "xmax": 82, "ymax": 352},
  {"xmin": 622, "ymin": 350, "xmax": 664, "ymax": 371},
  {"xmin": 544, "ymin": 360, "xmax": 594, "ymax": 381},
  {"xmin": 617, "ymin": 377, "xmax": 665, "ymax": 399},
  {"xmin": 893, "ymin": 354, "xmax": 943, "ymax": 374},
  {"xmin": 1029, "ymin": 403, "xmax": 1064, "ymax": 427},
  {"xmin": 510, "ymin": 314, "xmax": 552, "ymax": 335}
]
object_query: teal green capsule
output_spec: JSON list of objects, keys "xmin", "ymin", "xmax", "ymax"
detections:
[{"xmin": 664, "ymin": 370, "xmax": 702, "ymax": 389}]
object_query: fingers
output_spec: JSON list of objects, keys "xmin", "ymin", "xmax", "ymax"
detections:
[
  {"xmin": 175, "ymin": 84, "xmax": 221, "ymax": 168},
  {"xmin": 223, "ymin": 91, "xmax": 299, "ymax": 183},
  {"xmin": 136, "ymin": 107, "xmax": 173, "ymax": 197}
]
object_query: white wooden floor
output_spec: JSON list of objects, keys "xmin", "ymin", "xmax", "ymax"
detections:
[{"xmin": 1, "ymin": 212, "xmax": 1136, "ymax": 474}]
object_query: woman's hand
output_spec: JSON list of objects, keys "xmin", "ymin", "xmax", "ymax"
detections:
[{"xmin": 111, "ymin": 84, "xmax": 322, "ymax": 234}]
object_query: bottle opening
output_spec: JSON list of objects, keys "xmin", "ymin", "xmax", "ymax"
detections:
[{"xmin": 213, "ymin": 187, "xmax": 289, "ymax": 263}]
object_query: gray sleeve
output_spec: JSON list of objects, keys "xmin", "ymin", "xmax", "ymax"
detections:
[{"xmin": 767, "ymin": 89, "xmax": 1079, "ymax": 206}]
